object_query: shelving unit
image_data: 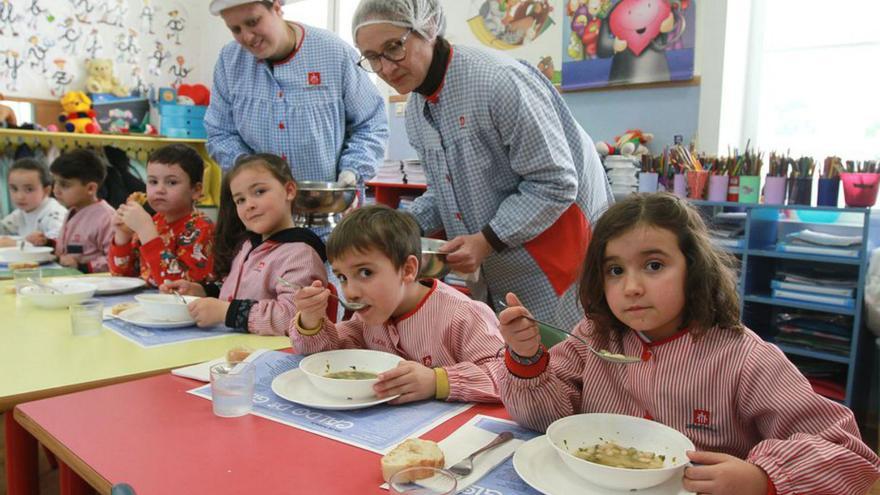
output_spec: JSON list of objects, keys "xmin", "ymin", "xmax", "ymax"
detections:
[
  {"xmin": 692, "ymin": 200, "xmax": 880, "ymax": 410},
  {"xmin": 365, "ymin": 180, "xmax": 427, "ymax": 209}
]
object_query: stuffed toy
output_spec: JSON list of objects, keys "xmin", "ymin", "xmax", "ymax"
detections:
[
  {"xmin": 59, "ymin": 91, "xmax": 101, "ymax": 134},
  {"xmin": 596, "ymin": 129, "xmax": 653, "ymax": 157},
  {"xmin": 85, "ymin": 59, "xmax": 129, "ymax": 97},
  {"xmin": 176, "ymin": 84, "xmax": 211, "ymax": 106}
]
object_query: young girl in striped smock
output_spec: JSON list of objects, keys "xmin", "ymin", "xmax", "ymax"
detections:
[
  {"xmin": 495, "ymin": 193, "xmax": 879, "ymax": 495},
  {"xmin": 292, "ymin": 205, "xmax": 504, "ymax": 405},
  {"xmin": 162, "ymin": 154, "xmax": 327, "ymax": 335}
]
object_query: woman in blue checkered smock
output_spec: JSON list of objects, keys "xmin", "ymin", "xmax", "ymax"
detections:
[
  {"xmin": 352, "ymin": 0, "xmax": 613, "ymax": 329},
  {"xmin": 205, "ymin": 0, "xmax": 388, "ymax": 190}
]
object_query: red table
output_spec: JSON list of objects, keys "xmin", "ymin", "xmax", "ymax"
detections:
[{"xmin": 14, "ymin": 374, "xmax": 507, "ymax": 495}]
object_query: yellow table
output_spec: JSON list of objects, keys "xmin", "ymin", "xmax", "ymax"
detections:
[{"xmin": 0, "ymin": 278, "xmax": 290, "ymax": 494}]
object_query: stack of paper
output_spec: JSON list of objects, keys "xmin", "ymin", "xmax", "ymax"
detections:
[
  {"xmin": 372, "ymin": 160, "xmax": 426, "ymax": 185},
  {"xmin": 771, "ymin": 263, "xmax": 857, "ymax": 308},
  {"xmin": 775, "ymin": 310, "xmax": 851, "ymax": 355},
  {"xmin": 777, "ymin": 229, "xmax": 862, "ymax": 258}
]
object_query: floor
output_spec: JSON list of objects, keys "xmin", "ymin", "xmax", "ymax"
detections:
[{"xmin": 1, "ymin": 410, "xmax": 880, "ymax": 495}]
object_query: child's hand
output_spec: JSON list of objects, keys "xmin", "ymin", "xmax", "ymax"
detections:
[
  {"xmin": 374, "ymin": 361, "xmax": 436, "ymax": 404},
  {"xmin": 25, "ymin": 231, "xmax": 48, "ymax": 246},
  {"xmin": 187, "ymin": 297, "xmax": 230, "ymax": 328},
  {"xmin": 498, "ymin": 292, "xmax": 541, "ymax": 358},
  {"xmin": 112, "ymin": 212, "xmax": 134, "ymax": 244},
  {"xmin": 683, "ymin": 451, "xmax": 770, "ymax": 495},
  {"xmin": 0, "ymin": 236, "xmax": 16, "ymax": 248},
  {"xmin": 117, "ymin": 202, "xmax": 158, "ymax": 243},
  {"xmin": 293, "ymin": 280, "xmax": 330, "ymax": 330},
  {"xmin": 58, "ymin": 254, "xmax": 78, "ymax": 267},
  {"xmin": 160, "ymin": 280, "xmax": 206, "ymax": 297}
]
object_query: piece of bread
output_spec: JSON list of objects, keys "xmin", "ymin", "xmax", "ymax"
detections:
[
  {"xmin": 9, "ymin": 261, "xmax": 39, "ymax": 270},
  {"xmin": 226, "ymin": 346, "xmax": 253, "ymax": 364},
  {"xmin": 111, "ymin": 302, "xmax": 137, "ymax": 316},
  {"xmin": 127, "ymin": 191, "xmax": 147, "ymax": 205},
  {"xmin": 381, "ymin": 438, "xmax": 445, "ymax": 483}
]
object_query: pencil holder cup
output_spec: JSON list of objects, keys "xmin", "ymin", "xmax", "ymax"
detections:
[
  {"xmin": 638, "ymin": 172, "xmax": 659, "ymax": 193},
  {"xmin": 763, "ymin": 176, "xmax": 787, "ymax": 205},
  {"xmin": 672, "ymin": 173, "xmax": 687, "ymax": 198},
  {"xmin": 738, "ymin": 175, "xmax": 760, "ymax": 203},
  {"xmin": 707, "ymin": 175, "xmax": 729, "ymax": 202},
  {"xmin": 726, "ymin": 176, "xmax": 740, "ymax": 202},
  {"xmin": 816, "ymin": 178, "xmax": 840, "ymax": 207},
  {"xmin": 787, "ymin": 177, "xmax": 813, "ymax": 206},
  {"xmin": 686, "ymin": 170, "xmax": 709, "ymax": 199},
  {"xmin": 841, "ymin": 173, "xmax": 880, "ymax": 207}
]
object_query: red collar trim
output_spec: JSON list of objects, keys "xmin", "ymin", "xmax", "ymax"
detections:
[
  {"xmin": 391, "ymin": 278, "xmax": 438, "ymax": 324},
  {"xmin": 258, "ymin": 22, "xmax": 305, "ymax": 67},
  {"xmin": 640, "ymin": 327, "xmax": 690, "ymax": 347},
  {"xmin": 425, "ymin": 45, "xmax": 454, "ymax": 104}
]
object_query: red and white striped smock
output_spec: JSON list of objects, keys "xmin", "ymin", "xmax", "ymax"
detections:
[
  {"xmin": 219, "ymin": 230, "xmax": 327, "ymax": 336},
  {"xmin": 291, "ymin": 279, "xmax": 504, "ymax": 403},
  {"xmin": 496, "ymin": 318, "xmax": 880, "ymax": 495}
]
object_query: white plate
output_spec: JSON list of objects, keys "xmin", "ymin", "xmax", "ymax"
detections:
[
  {"xmin": 512, "ymin": 436, "xmax": 692, "ymax": 495},
  {"xmin": 271, "ymin": 368, "xmax": 399, "ymax": 410},
  {"xmin": 0, "ymin": 246, "xmax": 55, "ymax": 264},
  {"xmin": 54, "ymin": 276, "xmax": 147, "ymax": 295},
  {"xmin": 115, "ymin": 306, "xmax": 195, "ymax": 329}
]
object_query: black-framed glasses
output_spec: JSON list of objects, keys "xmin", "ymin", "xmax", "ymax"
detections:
[{"xmin": 356, "ymin": 29, "xmax": 413, "ymax": 73}]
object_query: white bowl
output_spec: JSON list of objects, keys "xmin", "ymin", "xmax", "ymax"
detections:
[
  {"xmin": 545, "ymin": 413, "xmax": 695, "ymax": 491},
  {"xmin": 134, "ymin": 293, "xmax": 198, "ymax": 322},
  {"xmin": 299, "ymin": 349, "xmax": 403, "ymax": 400},
  {"xmin": 0, "ymin": 246, "xmax": 55, "ymax": 264},
  {"xmin": 18, "ymin": 281, "xmax": 97, "ymax": 309}
]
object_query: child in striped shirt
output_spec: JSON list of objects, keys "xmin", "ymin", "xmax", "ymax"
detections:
[
  {"xmin": 496, "ymin": 193, "xmax": 879, "ymax": 495},
  {"xmin": 292, "ymin": 205, "xmax": 504, "ymax": 405},
  {"xmin": 109, "ymin": 144, "xmax": 214, "ymax": 286},
  {"xmin": 162, "ymin": 154, "xmax": 327, "ymax": 335}
]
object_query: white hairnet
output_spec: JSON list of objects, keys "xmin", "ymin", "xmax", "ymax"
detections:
[{"xmin": 352, "ymin": 0, "xmax": 446, "ymax": 43}]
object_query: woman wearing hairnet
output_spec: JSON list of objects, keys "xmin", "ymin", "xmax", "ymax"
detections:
[
  {"xmin": 352, "ymin": 0, "xmax": 612, "ymax": 328},
  {"xmin": 206, "ymin": 0, "xmax": 388, "ymax": 190}
]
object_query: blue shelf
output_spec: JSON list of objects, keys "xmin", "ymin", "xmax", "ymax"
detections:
[
  {"xmin": 743, "ymin": 294, "xmax": 856, "ymax": 315},
  {"xmin": 691, "ymin": 200, "xmax": 870, "ymax": 213},
  {"xmin": 774, "ymin": 343, "xmax": 851, "ymax": 364},
  {"xmin": 746, "ymin": 249, "xmax": 863, "ymax": 265}
]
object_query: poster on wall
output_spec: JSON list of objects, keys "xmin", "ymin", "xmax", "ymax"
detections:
[
  {"xmin": 562, "ymin": 0, "xmax": 696, "ymax": 90},
  {"xmin": 443, "ymin": 0, "xmax": 563, "ymax": 84}
]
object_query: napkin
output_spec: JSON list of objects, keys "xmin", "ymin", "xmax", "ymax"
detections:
[{"xmin": 171, "ymin": 349, "xmax": 268, "ymax": 382}]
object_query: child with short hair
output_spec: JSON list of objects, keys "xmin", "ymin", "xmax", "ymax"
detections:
[
  {"xmin": 161, "ymin": 154, "xmax": 327, "ymax": 335},
  {"xmin": 293, "ymin": 205, "xmax": 504, "ymax": 404},
  {"xmin": 0, "ymin": 157, "xmax": 67, "ymax": 247},
  {"xmin": 50, "ymin": 150, "xmax": 115, "ymax": 272},
  {"xmin": 109, "ymin": 144, "xmax": 214, "ymax": 286},
  {"xmin": 496, "ymin": 193, "xmax": 880, "ymax": 495}
]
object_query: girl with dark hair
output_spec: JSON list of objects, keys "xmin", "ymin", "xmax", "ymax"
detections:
[
  {"xmin": 495, "ymin": 193, "xmax": 879, "ymax": 494},
  {"xmin": 162, "ymin": 154, "xmax": 327, "ymax": 336}
]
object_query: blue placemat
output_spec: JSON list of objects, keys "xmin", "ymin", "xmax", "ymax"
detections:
[{"xmin": 464, "ymin": 416, "xmax": 542, "ymax": 495}]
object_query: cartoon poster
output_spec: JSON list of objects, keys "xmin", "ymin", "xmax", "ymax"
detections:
[
  {"xmin": 562, "ymin": 0, "xmax": 695, "ymax": 90},
  {"xmin": 444, "ymin": 0, "xmax": 563, "ymax": 84}
]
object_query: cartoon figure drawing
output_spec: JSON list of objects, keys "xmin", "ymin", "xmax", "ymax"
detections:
[
  {"xmin": 536, "ymin": 55, "xmax": 555, "ymax": 80},
  {"xmin": 0, "ymin": 0, "xmax": 20, "ymax": 37},
  {"xmin": 27, "ymin": 36, "xmax": 51, "ymax": 74},
  {"xmin": 165, "ymin": 10, "xmax": 185, "ymax": 45},
  {"xmin": 468, "ymin": 0, "xmax": 555, "ymax": 50},
  {"xmin": 149, "ymin": 41, "xmax": 170, "ymax": 76},
  {"xmin": 49, "ymin": 58, "xmax": 74, "ymax": 96},
  {"xmin": 99, "ymin": 0, "xmax": 126, "ymax": 27},
  {"xmin": 568, "ymin": 0, "xmax": 612, "ymax": 60},
  {"xmin": 84, "ymin": 28, "xmax": 103, "ymax": 59},
  {"xmin": 71, "ymin": 0, "xmax": 96, "ymax": 24},
  {"xmin": 3, "ymin": 51, "xmax": 24, "ymax": 91},
  {"xmin": 597, "ymin": 0, "xmax": 677, "ymax": 84},
  {"xmin": 130, "ymin": 65, "xmax": 150, "ymax": 97},
  {"xmin": 115, "ymin": 29, "xmax": 140, "ymax": 65},
  {"xmin": 58, "ymin": 17, "xmax": 82, "ymax": 55},
  {"xmin": 168, "ymin": 55, "xmax": 191, "ymax": 88},
  {"xmin": 27, "ymin": 0, "xmax": 48, "ymax": 30},
  {"xmin": 141, "ymin": 0, "xmax": 155, "ymax": 35}
]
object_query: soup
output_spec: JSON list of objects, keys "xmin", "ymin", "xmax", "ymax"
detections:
[
  {"xmin": 324, "ymin": 370, "xmax": 378, "ymax": 380},
  {"xmin": 573, "ymin": 441, "xmax": 665, "ymax": 469}
]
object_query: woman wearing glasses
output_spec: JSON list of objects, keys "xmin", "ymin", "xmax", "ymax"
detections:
[
  {"xmin": 205, "ymin": 0, "xmax": 388, "ymax": 191},
  {"xmin": 352, "ymin": 0, "xmax": 612, "ymax": 329}
]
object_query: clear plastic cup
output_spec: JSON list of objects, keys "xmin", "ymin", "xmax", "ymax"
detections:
[
  {"xmin": 389, "ymin": 467, "xmax": 458, "ymax": 495},
  {"xmin": 13, "ymin": 267, "xmax": 41, "ymax": 295},
  {"xmin": 70, "ymin": 299, "xmax": 104, "ymax": 336},
  {"xmin": 210, "ymin": 361, "xmax": 255, "ymax": 417}
]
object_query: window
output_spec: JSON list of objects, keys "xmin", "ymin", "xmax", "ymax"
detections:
[
  {"xmin": 283, "ymin": 0, "xmax": 360, "ymax": 46},
  {"xmin": 743, "ymin": 0, "xmax": 880, "ymax": 160},
  {"xmin": 0, "ymin": 100, "xmax": 34, "ymax": 125}
]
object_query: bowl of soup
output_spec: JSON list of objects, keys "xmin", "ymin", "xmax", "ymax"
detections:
[
  {"xmin": 134, "ymin": 293, "xmax": 198, "ymax": 322},
  {"xmin": 299, "ymin": 349, "xmax": 403, "ymax": 400},
  {"xmin": 545, "ymin": 413, "xmax": 694, "ymax": 491}
]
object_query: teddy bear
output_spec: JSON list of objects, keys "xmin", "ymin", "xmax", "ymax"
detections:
[
  {"xmin": 596, "ymin": 129, "xmax": 653, "ymax": 157},
  {"xmin": 59, "ymin": 91, "xmax": 101, "ymax": 134},
  {"xmin": 85, "ymin": 58, "xmax": 129, "ymax": 97}
]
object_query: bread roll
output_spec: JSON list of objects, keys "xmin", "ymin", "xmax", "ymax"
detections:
[
  {"xmin": 226, "ymin": 346, "xmax": 253, "ymax": 364},
  {"xmin": 127, "ymin": 192, "xmax": 147, "ymax": 205},
  {"xmin": 9, "ymin": 261, "xmax": 39, "ymax": 270},
  {"xmin": 111, "ymin": 302, "xmax": 137, "ymax": 316},
  {"xmin": 381, "ymin": 438, "xmax": 445, "ymax": 483}
]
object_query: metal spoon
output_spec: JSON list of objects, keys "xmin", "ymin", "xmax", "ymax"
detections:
[
  {"xmin": 496, "ymin": 300, "xmax": 642, "ymax": 364},
  {"xmin": 275, "ymin": 277, "xmax": 370, "ymax": 312},
  {"xmin": 26, "ymin": 278, "xmax": 61, "ymax": 294},
  {"xmin": 171, "ymin": 289, "xmax": 187, "ymax": 305},
  {"xmin": 448, "ymin": 431, "xmax": 514, "ymax": 477}
]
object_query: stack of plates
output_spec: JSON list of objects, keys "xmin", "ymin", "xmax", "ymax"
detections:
[
  {"xmin": 0, "ymin": 246, "xmax": 55, "ymax": 265},
  {"xmin": 604, "ymin": 155, "xmax": 639, "ymax": 201}
]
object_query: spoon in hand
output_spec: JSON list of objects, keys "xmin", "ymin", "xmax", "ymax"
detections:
[
  {"xmin": 276, "ymin": 277, "xmax": 370, "ymax": 312},
  {"xmin": 496, "ymin": 300, "xmax": 642, "ymax": 364}
]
